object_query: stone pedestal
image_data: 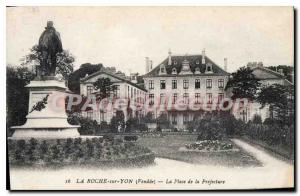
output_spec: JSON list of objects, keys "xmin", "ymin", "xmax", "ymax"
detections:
[{"xmin": 11, "ymin": 78, "xmax": 80, "ymax": 139}]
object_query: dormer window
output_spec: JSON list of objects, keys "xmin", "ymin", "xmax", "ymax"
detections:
[
  {"xmin": 159, "ymin": 64, "xmax": 166, "ymax": 75},
  {"xmin": 180, "ymin": 59, "xmax": 193, "ymax": 75},
  {"xmin": 207, "ymin": 66, "xmax": 211, "ymax": 72},
  {"xmin": 195, "ymin": 67, "xmax": 201, "ymax": 74},
  {"xmin": 205, "ymin": 63, "xmax": 213, "ymax": 73},
  {"xmin": 172, "ymin": 68, "xmax": 177, "ymax": 74}
]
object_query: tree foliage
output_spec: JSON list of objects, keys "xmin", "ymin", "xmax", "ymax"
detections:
[
  {"xmin": 20, "ymin": 45, "xmax": 75, "ymax": 80},
  {"xmin": 257, "ymin": 84, "xmax": 294, "ymax": 125},
  {"xmin": 93, "ymin": 77, "xmax": 114, "ymax": 100},
  {"xmin": 68, "ymin": 63, "xmax": 103, "ymax": 94},
  {"xmin": 6, "ymin": 65, "xmax": 35, "ymax": 136},
  {"xmin": 225, "ymin": 67, "xmax": 261, "ymax": 100}
]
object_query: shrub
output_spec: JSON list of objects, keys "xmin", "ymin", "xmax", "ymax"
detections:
[
  {"xmin": 252, "ymin": 114, "xmax": 262, "ymax": 124},
  {"xmin": 68, "ymin": 113, "xmax": 99, "ymax": 135},
  {"xmin": 98, "ymin": 121, "xmax": 110, "ymax": 133}
]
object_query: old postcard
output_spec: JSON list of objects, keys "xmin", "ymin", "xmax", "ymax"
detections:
[{"xmin": 6, "ymin": 6, "xmax": 294, "ymax": 190}]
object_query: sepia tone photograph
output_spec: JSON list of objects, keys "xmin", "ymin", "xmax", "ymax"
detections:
[{"xmin": 6, "ymin": 6, "xmax": 295, "ymax": 190}]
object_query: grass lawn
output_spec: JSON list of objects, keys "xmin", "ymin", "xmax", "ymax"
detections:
[{"xmin": 137, "ymin": 134, "xmax": 261, "ymax": 167}]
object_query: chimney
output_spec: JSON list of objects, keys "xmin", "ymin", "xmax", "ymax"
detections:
[
  {"xmin": 202, "ymin": 48, "xmax": 206, "ymax": 64},
  {"xmin": 145, "ymin": 57, "xmax": 150, "ymax": 73},
  {"xmin": 150, "ymin": 60, "xmax": 153, "ymax": 70},
  {"xmin": 224, "ymin": 58, "xmax": 228, "ymax": 71},
  {"xmin": 257, "ymin": 62, "xmax": 263, "ymax": 67},
  {"xmin": 168, "ymin": 49, "xmax": 172, "ymax": 65}
]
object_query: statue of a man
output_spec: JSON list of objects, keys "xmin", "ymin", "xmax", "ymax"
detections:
[{"xmin": 38, "ymin": 21, "xmax": 63, "ymax": 77}]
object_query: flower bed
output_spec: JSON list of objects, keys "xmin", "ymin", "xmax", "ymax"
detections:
[
  {"xmin": 181, "ymin": 140, "xmax": 239, "ymax": 152},
  {"xmin": 8, "ymin": 137, "xmax": 154, "ymax": 168}
]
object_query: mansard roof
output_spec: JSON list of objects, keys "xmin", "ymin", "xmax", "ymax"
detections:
[{"xmin": 144, "ymin": 54, "xmax": 229, "ymax": 77}]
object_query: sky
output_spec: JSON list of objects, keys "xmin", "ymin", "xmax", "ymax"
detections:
[{"xmin": 6, "ymin": 6, "xmax": 294, "ymax": 74}]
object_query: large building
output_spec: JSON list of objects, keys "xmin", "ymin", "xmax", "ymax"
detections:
[
  {"xmin": 80, "ymin": 67, "xmax": 147, "ymax": 124},
  {"xmin": 143, "ymin": 49, "xmax": 230, "ymax": 129},
  {"xmin": 234, "ymin": 62, "xmax": 294, "ymax": 122}
]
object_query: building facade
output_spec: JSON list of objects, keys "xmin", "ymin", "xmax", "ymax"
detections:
[
  {"xmin": 143, "ymin": 50, "xmax": 230, "ymax": 129},
  {"xmin": 80, "ymin": 68, "xmax": 147, "ymax": 124}
]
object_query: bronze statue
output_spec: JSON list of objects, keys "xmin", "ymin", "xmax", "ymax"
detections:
[{"xmin": 38, "ymin": 21, "xmax": 63, "ymax": 77}]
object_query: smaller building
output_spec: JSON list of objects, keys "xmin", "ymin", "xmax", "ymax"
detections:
[
  {"xmin": 234, "ymin": 62, "xmax": 294, "ymax": 122},
  {"xmin": 80, "ymin": 68, "xmax": 147, "ymax": 124}
]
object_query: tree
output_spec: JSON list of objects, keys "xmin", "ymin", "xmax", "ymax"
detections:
[
  {"xmin": 257, "ymin": 84, "xmax": 294, "ymax": 125},
  {"xmin": 93, "ymin": 77, "xmax": 114, "ymax": 100},
  {"xmin": 6, "ymin": 65, "xmax": 35, "ymax": 136},
  {"xmin": 142, "ymin": 112, "xmax": 155, "ymax": 123},
  {"xmin": 68, "ymin": 63, "xmax": 103, "ymax": 94},
  {"xmin": 225, "ymin": 67, "xmax": 261, "ymax": 100},
  {"xmin": 125, "ymin": 117, "xmax": 139, "ymax": 132},
  {"xmin": 20, "ymin": 45, "xmax": 75, "ymax": 80},
  {"xmin": 156, "ymin": 113, "xmax": 170, "ymax": 129}
]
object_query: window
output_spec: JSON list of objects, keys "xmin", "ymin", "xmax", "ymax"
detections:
[
  {"xmin": 218, "ymin": 79, "xmax": 224, "ymax": 89},
  {"xmin": 195, "ymin": 93, "xmax": 201, "ymax": 104},
  {"xmin": 134, "ymin": 89, "xmax": 136, "ymax": 100},
  {"xmin": 172, "ymin": 93, "xmax": 178, "ymax": 104},
  {"xmin": 87, "ymin": 110, "xmax": 93, "ymax": 119},
  {"xmin": 87, "ymin": 86, "xmax": 93, "ymax": 95},
  {"xmin": 183, "ymin": 79, "xmax": 189, "ymax": 89},
  {"xmin": 149, "ymin": 80, "xmax": 154, "ymax": 89},
  {"xmin": 160, "ymin": 94, "xmax": 165, "ymax": 104},
  {"xmin": 100, "ymin": 111, "xmax": 105, "ymax": 121},
  {"xmin": 113, "ymin": 85, "xmax": 120, "ymax": 98},
  {"xmin": 183, "ymin": 93, "xmax": 189, "ymax": 104},
  {"xmin": 172, "ymin": 80, "xmax": 177, "ymax": 89},
  {"xmin": 195, "ymin": 79, "xmax": 201, "ymax": 89},
  {"xmin": 206, "ymin": 79, "xmax": 212, "ymax": 89},
  {"xmin": 171, "ymin": 114, "xmax": 177, "ymax": 125},
  {"xmin": 131, "ymin": 87, "xmax": 133, "ymax": 98},
  {"xmin": 127, "ymin": 86, "xmax": 129, "ymax": 98},
  {"xmin": 183, "ymin": 114, "xmax": 189, "ymax": 124},
  {"xmin": 196, "ymin": 60, "xmax": 200, "ymax": 65},
  {"xmin": 218, "ymin": 93, "xmax": 224, "ymax": 103},
  {"xmin": 206, "ymin": 93, "xmax": 212, "ymax": 104},
  {"xmin": 160, "ymin": 80, "xmax": 166, "ymax": 89},
  {"xmin": 174, "ymin": 61, "xmax": 177, "ymax": 65},
  {"xmin": 149, "ymin": 94, "xmax": 154, "ymax": 105}
]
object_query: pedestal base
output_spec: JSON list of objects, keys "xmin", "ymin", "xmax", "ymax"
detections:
[
  {"xmin": 11, "ymin": 78, "xmax": 80, "ymax": 139},
  {"xmin": 12, "ymin": 127, "xmax": 80, "ymax": 139}
]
